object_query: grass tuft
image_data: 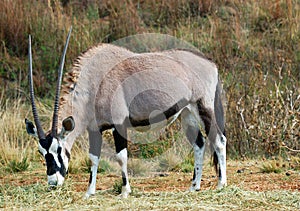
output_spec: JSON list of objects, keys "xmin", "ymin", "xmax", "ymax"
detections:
[
  {"xmin": 260, "ymin": 159, "xmax": 284, "ymax": 174},
  {"xmin": 7, "ymin": 157, "xmax": 30, "ymax": 173},
  {"xmin": 112, "ymin": 180, "xmax": 123, "ymax": 195}
]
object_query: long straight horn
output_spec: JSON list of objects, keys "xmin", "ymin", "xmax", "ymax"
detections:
[
  {"xmin": 28, "ymin": 35, "xmax": 46, "ymax": 139},
  {"xmin": 51, "ymin": 27, "xmax": 72, "ymax": 137}
]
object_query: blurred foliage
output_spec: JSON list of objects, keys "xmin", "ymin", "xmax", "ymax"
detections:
[{"xmin": 0, "ymin": 0, "xmax": 299, "ymax": 158}]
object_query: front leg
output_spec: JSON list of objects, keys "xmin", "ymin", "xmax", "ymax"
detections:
[
  {"xmin": 85, "ymin": 129, "xmax": 102, "ymax": 198},
  {"xmin": 113, "ymin": 125, "xmax": 131, "ymax": 198}
]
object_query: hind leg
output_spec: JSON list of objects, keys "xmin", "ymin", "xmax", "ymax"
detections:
[
  {"xmin": 212, "ymin": 131, "xmax": 227, "ymax": 188},
  {"xmin": 181, "ymin": 109, "xmax": 206, "ymax": 191}
]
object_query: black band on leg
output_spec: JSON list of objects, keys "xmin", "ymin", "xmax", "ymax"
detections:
[
  {"xmin": 192, "ymin": 168, "xmax": 196, "ymax": 181},
  {"xmin": 122, "ymin": 171, "xmax": 127, "ymax": 186},
  {"xmin": 113, "ymin": 125, "xmax": 128, "ymax": 154},
  {"xmin": 89, "ymin": 171, "xmax": 92, "ymax": 184},
  {"xmin": 195, "ymin": 131, "xmax": 205, "ymax": 149}
]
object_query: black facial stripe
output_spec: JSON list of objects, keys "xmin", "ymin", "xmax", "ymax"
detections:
[
  {"xmin": 39, "ymin": 137, "xmax": 53, "ymax": 151},
  {"xmin": 41, "ymin": 135, "xmax": 67, "ymax": 177},
  {"xmin": 57, "ymin": 146, "xmax": 62, "ymax": 154},
  {"xmin": 45, "ymin": 152, "xmax": 67, "ymax": 177},
  {"xmin": 45, "ymin": 153, "xmax": 58, "ymax": 175},
  {"xmin": 58, "ymin": 152, "xmax": 67, "ymax": 177}
]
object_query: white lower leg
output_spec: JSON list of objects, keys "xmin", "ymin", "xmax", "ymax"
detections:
[
  {"xmin": 116, "ymin": 148, "xmax": 131, "ymax": 198},
  {"xmin": 190, "ymin": 144, "xmax": 205, "ymax": 191},
  {"xmin": 215, "ymin": 134, "xmax": 227, "ymax": 189},
  {"xmin": 85, "ymin": 153, "xmax": 100, "ymax": 198}
]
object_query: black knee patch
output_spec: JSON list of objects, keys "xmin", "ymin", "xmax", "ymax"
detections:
[
  {"xmin": 195, "ymin": 131, "xmax": 205, "ymax": 149},
  {"xmin": 193, "ymin": 168, "xmax": 196, "ymax": 180},
  {"xmin": 113, "ymin": 125, "xmax": 128, "ymax": 154},
  {"xmin": 89, "ymin": 171, "xmax": 92, "ymax": 184},
  {"xmin": 122, "ymin": 171, "xmax": 127, "ymax": 186}
]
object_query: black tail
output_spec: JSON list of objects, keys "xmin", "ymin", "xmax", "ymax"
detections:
[{"xmin": 213, "ymin": 79, "xmax": 226, "ymax": 175}]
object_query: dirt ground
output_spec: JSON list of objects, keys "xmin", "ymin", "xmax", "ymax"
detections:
[{"xmin": 2, "ymin": 160, "xmax": 299, "ymax": 193}]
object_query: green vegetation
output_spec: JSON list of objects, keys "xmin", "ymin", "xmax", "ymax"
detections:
[
  {"xmin": 112, "ymin": 180, "xmax": 123, "ymax": 195},
  {"xmin": 6, "ymin": 157, "xmax": 29, "ymax": 173}
]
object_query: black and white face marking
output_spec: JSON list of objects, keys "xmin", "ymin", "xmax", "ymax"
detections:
[
  {"xmin": 38, "ymin": 134, "xmax": 70, "ymax": 186},
  {"xmin": 25, "ymin": 117, "xmax": 74, "ymax": 187}
]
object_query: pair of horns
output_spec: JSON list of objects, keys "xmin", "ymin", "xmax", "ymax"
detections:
[{"xmin": 28, "ymin": 27, "xmax": 72, "ymax": 139}]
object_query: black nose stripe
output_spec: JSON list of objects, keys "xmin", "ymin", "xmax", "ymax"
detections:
[
  {"xmin": 45, "ymin": 152, "xmax": 67, "ymax": 177},
  {"xmin": 45, "ymin": 153, "xmax": 57, "ymax": 175}
]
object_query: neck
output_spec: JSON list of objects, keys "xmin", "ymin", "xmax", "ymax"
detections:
[
  {"xmin": 59, "ymin": 90, "xmax": 90, "ymax": 154},
  {"xmin": 63, "ymin": 129, "xmax": 80, "ymax": 154}
]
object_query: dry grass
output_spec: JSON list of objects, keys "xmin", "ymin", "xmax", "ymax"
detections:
[
  {"xmin": 0, "ymin": 98, "xmax": 33, "ymax": 172},
  {"xmin": 1, "ymin": 159, "xmax": 300, "ymax": 210},
  {"xmin": 0, "ymin": 3, "xmax": 299, "ymax": 210},
  {"xmin": 0, "ymin": 96, "xmax": 299, "ymax": 209},
  {"xmin": 1, "ymin": 185, "xmax": 299, "ymax": 210}
]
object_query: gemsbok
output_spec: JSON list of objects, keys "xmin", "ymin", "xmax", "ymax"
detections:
[{"xmin": 25, "ymin": 28, "xmax": 227, "ymax": 198}]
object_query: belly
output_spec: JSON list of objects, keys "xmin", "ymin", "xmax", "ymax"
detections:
[{"xmin": 128, "ymin": 106, "xmax": 186, "ymax": 132}]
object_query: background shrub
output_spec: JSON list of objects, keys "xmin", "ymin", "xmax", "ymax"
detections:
[{"xmin": 0, "ymin": 0, "xmax": 299, "ymax": 159}]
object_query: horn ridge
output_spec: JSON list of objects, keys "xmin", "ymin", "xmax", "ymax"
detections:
[
  {"xmin": 28, "ymin": 35, "xmax": 46, "ymax": 139},
  {"xmin": 51, "ymin": 27, "xmax": 72, "ymax": 137}
]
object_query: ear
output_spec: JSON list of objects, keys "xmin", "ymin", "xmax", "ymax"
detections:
[
  {"xmin": 25, "ymin": 119, "xmax": 38, "ymax": 138},
  {"xmin": 60, "ymin": 116, "xmax": 75, "ymax": 138}
]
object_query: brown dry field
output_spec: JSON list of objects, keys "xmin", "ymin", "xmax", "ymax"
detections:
[{"xmin": 2, "ymin": 160, "xmax": 299, "ymax": 194}]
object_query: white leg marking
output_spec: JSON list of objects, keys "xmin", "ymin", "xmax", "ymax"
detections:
[
  {"xmin": 116, "ymin": 148, "xmax": 131, "ymax": 198},
  {"xmin": 85, "ymin": 153, "xmax": 100, "ymax": 198},
  {"xmin": 215, "ymin": 134, "xmax": 227, "ymax": 189},
  {"xmin": 190, "ymin": 143, "xmax": 205, "ymax": 191},
  {"xmin": 181, "ymin": 107, "xmax": 206, "ymax": 191}
]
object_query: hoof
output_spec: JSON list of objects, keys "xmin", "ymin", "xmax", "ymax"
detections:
[
  {"xmin": 217, "ymin": 182, "xmax": 227, "ymax": 189},
  {"xmin": 84, "ymin": 191, "xmax": 95, "ymax": 199},
  {"xmin": 84, "ymin": 193, "xmax": 91, "ymax": 199},
  {"xmin": 120, "ymin": 186, "xmax": 131, "ymax": 198},
  {"xmin": 189, "ymin": 185, "xmax": 200, "ymax": 192},
  {"xmin": 120, "ymin": 192, "xmax": 129, "ymax": 198}
]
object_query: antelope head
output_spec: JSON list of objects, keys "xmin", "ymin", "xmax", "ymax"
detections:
[{"xmin": 25, "ymin": 28, "xmax": 75, "ymax": 187}]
